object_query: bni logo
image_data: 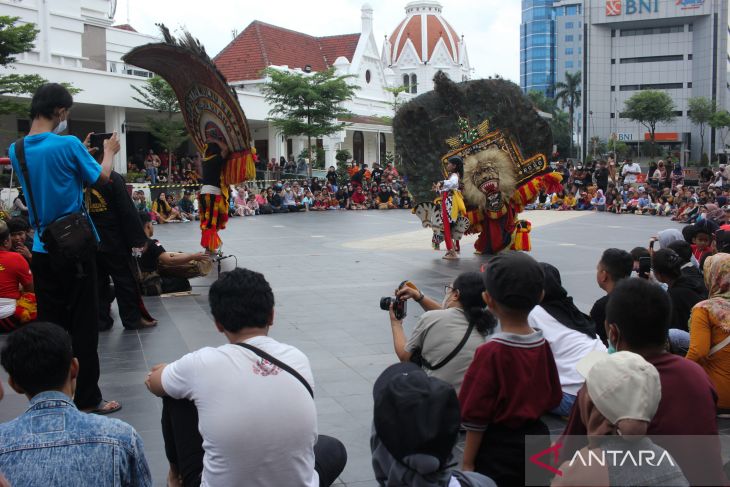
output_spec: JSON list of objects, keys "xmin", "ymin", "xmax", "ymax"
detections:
[{"xmin": 606, "ymin": 0, "xmax": 622, "ymax": 16}]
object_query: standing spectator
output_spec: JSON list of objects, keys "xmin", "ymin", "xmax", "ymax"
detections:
[
  {"xmin": 459, "ymin": 252, "xmax": 561, "ymax": 486},
  {"xmin": 590, "ymin": 248, "xmax": 633, "ymax": 345},
  {"xmin": 621, "ymin": 159, "xmax": 642, "ymax": 185},
  {"xmin": 144, "ymin": 150, "xmax": 160, "ymax": 185},
  {"xmin": 652, "ymin": 160, "xmax": 667, "ymax": 188},
  {"xmin": 144, "ymin": 268, "xmax": 347, "ymax": 487},
  {"xmin": 671, "ymin": 162, "xmax": 684, "ymax": 190},
  {"xmin": 593, "ymin": 160, "xmax": 609, "ymax": 192},
  {"xmin": 371, "ymin": 163, "xmax": 383, "ymax": 185},
  {"xmin": 0, "ymin": 322, "xmax": 151, "ymax": 486},
  {"xmin": 560, "ymin": 278, "xmax": 727, "ymax": 486},
  {"xmin": 529, "ymin": 264, "xmax": 605, "ymax": 416},
  {"xmin": 9, "ymin": 83, "xmax": 120, "ymax": 414},
  {"xmin": 326, "ymin": 166, "xmax": 338, "ymax": 193},
  {"xmin": 389, "ymin": 273, "xmax": 491, "ymax": 394},
  {"xmin": 0, "ymin": 221, "xmax": 35, "ymax": 332}
]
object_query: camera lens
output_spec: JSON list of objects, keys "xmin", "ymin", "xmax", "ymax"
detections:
[{"xmin": 379, "ymin": 297, "xmax": 393, "ymax": 311}]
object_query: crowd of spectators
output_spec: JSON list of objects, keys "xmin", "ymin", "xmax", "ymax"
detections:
[{"xmin": 526, "ymin": 157, "xmax": 730, "ymax": 223}]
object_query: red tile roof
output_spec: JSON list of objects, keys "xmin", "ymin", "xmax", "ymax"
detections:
[
  {"xmin": 214, "ymin": 21, "xmax": 361, "ymax": 82},
  {"xmin": 112, "ymin": 24, "xmax": 138, "ymax": 32}
]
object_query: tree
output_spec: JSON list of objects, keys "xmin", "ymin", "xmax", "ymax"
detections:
[
  {"xmin": 623, "ymin": 90, "xmax": 675, "ymax": 158},
  {"xmin": 549, "ymin": 110, "xmax": 571, "ymax": 159},
  {"xmin": 131, "ymin": 75, "xmax": 187, "ymax": 178},
  {"xmin": 527, "ymin": 90, "xmax": 558, "ymax": 115},
  {"xmin": 554, "ymin": 71, "xmax": 582, "ymax": 158},
  {"xmin": 687, "ymin": 96, "xmax": 715, "ymax": 163},
  {"xmin": 710, "ymin": 110, "xmax": 730, "ymax": 157},
  {"xmin": 0, "ymin": 16, "xmax": 79, "ymax": 117},
  {"xmin": 262, "ymin": 67, "xmax": 358, "ymax": 177},
  {"xmin": 386, "ymin": 85, "xmax": 409, "ymax": 115}
]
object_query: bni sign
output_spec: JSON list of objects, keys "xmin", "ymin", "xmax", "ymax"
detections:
[
  {"xmin": 615, "ymin": 133, "xmax": 635, "ymax": 142},
  {"xmin": 606, "ymin": 0, "xmax": 659, "ymax": 16}
]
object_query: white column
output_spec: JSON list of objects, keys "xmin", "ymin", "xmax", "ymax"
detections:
[
  {"xmin": 266, "ymin": 122, "xmax": 281, "ymax": 163},
  {"xmin": 104, "ymin": 106, "xmax": 126, "ymax": 174}
]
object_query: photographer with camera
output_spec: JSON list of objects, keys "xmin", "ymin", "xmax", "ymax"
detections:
[{"xmin": 386, "ymin": 272, "xmax": 493, "ymax": 393}]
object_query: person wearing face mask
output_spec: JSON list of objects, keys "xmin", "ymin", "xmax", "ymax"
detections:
[
  {"xmin": 387, "ymin": 272, "xmax": 492, "ymax": 394},
  {"xmin": 559, "ymin": 278, "xmax": 726, "ymax": 486},
  {"xmin": 8, "ymin": 83, "xmax": 122, "ymax": 415}
]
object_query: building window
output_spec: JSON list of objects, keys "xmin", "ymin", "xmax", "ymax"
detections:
[
  {"xmin": 565, "ymin": 35, "xmax": 574, "ymax": 42},
  {"xmin": 577, "ymin": 47, "xmax": 582, "ymax": 54},
  {"xmin": 688, "ymin": 23, "xmax": 693, "ymax": 32},
  {"xmin": 611, "ymin": 85, "xmax": 616, "ymax": 92},
  {"xmin": 611, "ymin": 29, "xmax": 616, "ymax": 37},
  {"xmin": 566, "ymin": 5, "xmax": 578, "ymax": 15},
  {"xmin": 620, "ymin": 25, "xmax": 684, "ymax": 36},
  {"xmin": 410, "ymin": 74, "xmax": 417, "ymax": 94},
  {"xmin": 687, "ymin": 82, "xmax": 692, "ymax": 88},
  {"xmin": 610, "ymin": 113, "xmax": 615, "ymax": 119},
  {"xmin": 353, "ymin": 131, "xmax": 364, "ymax": 165},
  {"xmin": 565, "ymin": 22, "xmax": 574, "ymax": 29},
  {"xmin": 379, "ymin": 133, "xmax": 386, "ymax": 163},
  {"xmin": 402, "ymin": 75, "xmax": 410, "ymax": 91},
  {"xmin": 619, "ymin": 55, "xmax": 684, "ymax": 64},
  {"xmin": 565, "ymin": 48, "xmax": 574, "ymax": 55},
  {"xmin": 619, "ymin": 83, "xmax": 684, "ymax": 91},
  {"xmin": 565, "ymin": 61, "xmax": 574, "ymax": 69},
  {"xmin": 365, "ymin": 70, "xmax": 371, "ymax": 84},
  {"xmin": 688, "ymin": 54, "xmax": 693, "ymax": 60},
  {"xmin": 611, "ymin": 59, "xmax": 615, "ymax": 64}
]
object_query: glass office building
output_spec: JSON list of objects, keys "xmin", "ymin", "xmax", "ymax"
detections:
[{"xmin": 520, "ymin": 0, "xmax": 556, "ymax": 97}]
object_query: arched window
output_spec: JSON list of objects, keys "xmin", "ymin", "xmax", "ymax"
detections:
[
  {"xmin": 352, "ymin": 131, "xmax": 364, "ymax": 166},
  {"xmin": 402, "ymin": 74, "xmax": 410, "ymax": 91},
  {"xmin": 379, "ymin": 133, "xmax": 386, "ymax": 162},
  {"xmin": 410, "ymin": 74, "xmax": 418, "ymax": 94}
]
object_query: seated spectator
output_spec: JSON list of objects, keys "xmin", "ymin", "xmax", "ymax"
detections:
[
  {"xmin": 553, "ymin": 351, "xmax": 688, "ymax": 487},
  {"xmin": 335, "ymin": 187, "xmax": 349, "ymax": 210},
  {"xmin": 0, "ymin": 222, "xmax": 35, "ymax": 332},
  {"xmin": 559, "ymin": 192, "xmax": 576, "ymax": 210},
  {"xmin": 233, "ymin": 188, "xmax": 248, "ymax": 217},
  {"xmin": 152, "ymin": 192, "xmax": 182, "ymax": 223},
  {"xmin": 371, "ymin": 363, "xmax": 496, "ymax": 487},
  {"xmin": 137, "ymin": 212, "xmax": 210, "ymax": 295},
  {"xmin": 667, "ymin": 240, "xmax": 707, "ymax": 295},
  {"xmin": 7, "ymin": 217, "xmax": 32, "ymax": 263},
  {"xmin": 0, "ymin": 322, "xmax": 151, "ymax": 485},
  {"xmin": 267, "ymin": 188, "xmax": 286, "ymax": 213},
  {"xmin": 399, "ymin": 186, "xmax": 412, "ymax": 209},
  {"xmin": 529, "ymin": 263, "xmax": 606, "ymax": 416},
  {"xmin": 459, "ymin": 252, "xmax": 562, "ymax": 486},
  {"xmin": 177, "ymin": 191, "xmax": 196, "ymax": 221},
  {"xmin": 133, "ymin": 190, "xmax": 148, "ymax": 212},
  {"xmin": 144, "ymin": 268, "xmax": 347, "ymax": 487},
  {"xmin": 255, "ymin": 189, "xmax": 272, "ymax": 215},
  {"xmin": 676, "ymin": 199, "xmax": 699, "ymax": 223},
  {"xmin": 559, "ymin": 278, "xmax": 727, "ymax": 486},
  {"xmin": 590, "ymin": 189, "xmax": 606, "ymax": 211},
  {"xmin": 575, "ymin": 191, "xmax": 592, "ymax": 211},
  {"xmin": 245, "ymin": 194, "xmax": 260, "ymax": 215},
  {"xmin": 376, "ymin": 184, "xmax": 396, "ymax": 209},
  {"xmin": 551, "ymin": 190, "xmax": 565, "ymax": 209},
  {"xmin": 686, "ymin": 254, "xmax": 730, "ymax": 413},
  {"xmin": 653, "ymin": 249, "xmax": 706, "ymax": 335},
  {"xmin": 717, "ymin": 224, "xmax": 730, "ymax": 253},
  {"xmin": 630, "ymin": 246, "xmax": 651, "ymax": 277},
  {"xmin": 590, "ymin": 248, "xmax": 633, "ymax": 345},
  {"xmin": 389, "ymin": 273, "xmax": 491, "ymax": 394},
  {"xmin": 351, "ymin": 186, "xmax": 367, "ymax": 210},
  {"xmin": 690, "ymin": 219, "xmax": 720, "ymax": 262}
]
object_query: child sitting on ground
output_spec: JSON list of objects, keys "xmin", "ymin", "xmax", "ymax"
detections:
[{"xmin": 459, "ymin": 252, "xmax": 562, "ymax": 487}]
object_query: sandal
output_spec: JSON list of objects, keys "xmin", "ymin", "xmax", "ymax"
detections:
[
  {"xmin": 442, "ymin": 251, "xmax": 459, "ymax": 260},
  {"xmin": 84, "ymin": 399, "xmax": 122, "ymax": 415}
]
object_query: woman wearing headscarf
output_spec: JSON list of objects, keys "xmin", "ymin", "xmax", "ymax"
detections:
[
  {"xmin": 686, "ymin": 254, "xmax": 730, "ymax": 413},
  {"xmin": 700, "ymin": 203, "xmax": 727, "ymax": 225},
  {"xmin": 528, "ymin": 263, "xmax": 606, "ymax": 416},
  {"xmin": 655, "ymin": 228, "xmax": 700, "ymax": 268},
  {"xmin": 590, "ymin": 189, "xmax": 606, "ymax": 212}
]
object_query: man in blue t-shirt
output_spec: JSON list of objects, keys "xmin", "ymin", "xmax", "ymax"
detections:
[{"xmin": 8, "ymin": 83, "xmax": 121, "ymax": 414}]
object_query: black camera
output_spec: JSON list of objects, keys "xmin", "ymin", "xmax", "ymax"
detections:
[{"xmin": 380, "ymin": 280, "xmax": 411, "ymax": 320}]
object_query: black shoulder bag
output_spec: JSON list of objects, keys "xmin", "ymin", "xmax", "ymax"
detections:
[
  {"xmin": 411, "ymin": 320, "xmax": 476, "ymax": 371},
  {"xmin": 236, "ymin": 342, "xmax": 314, "ymax": 398},
  {"xmin": 15, "ymin": 138, "xmax": 97, "ymax": 266}
]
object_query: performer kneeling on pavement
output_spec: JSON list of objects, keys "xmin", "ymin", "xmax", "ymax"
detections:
[{"xmin": 199, "ymin": 134, "xmax": 230, "ymax": 255}]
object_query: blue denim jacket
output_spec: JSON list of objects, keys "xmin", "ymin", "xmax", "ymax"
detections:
[{"xmin": 0, "ymin": 391, "xmax": 151, "ymax": 486}]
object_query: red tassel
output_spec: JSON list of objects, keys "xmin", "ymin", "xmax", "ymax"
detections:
[{"xmin": 200, "ymin": 228, "xmax": 221, "ymax": 252}]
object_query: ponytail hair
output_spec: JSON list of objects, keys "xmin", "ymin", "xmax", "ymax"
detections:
[
  {"xmin": 452, "ymin": 271, "xmax": 496, "ymax": 335},
  {"xmin": 447, "ymin": 156, "xmax": 464, "ymax": 180}
]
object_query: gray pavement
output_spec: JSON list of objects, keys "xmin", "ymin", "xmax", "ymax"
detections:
[{"xmin": 0, "ymin": 209, "xmax": 725, "ymax": 486}]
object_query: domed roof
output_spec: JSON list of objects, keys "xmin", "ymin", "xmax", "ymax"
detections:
[{"xmin": 388, "ymin": 1, "xmax": 460, "ymax": 65}]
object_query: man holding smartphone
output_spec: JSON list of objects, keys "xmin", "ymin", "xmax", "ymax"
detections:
[{"xmin": 8, "ymin": 83, "xmax": 121, "ymax": 414}]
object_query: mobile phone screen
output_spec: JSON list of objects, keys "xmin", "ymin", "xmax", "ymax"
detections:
[{"xmin": 90, "ymin": 132, "xmax": 114, "ymax": 155}]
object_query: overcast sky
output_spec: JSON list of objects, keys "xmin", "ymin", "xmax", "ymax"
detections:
[{"xmin": 113, "ymin": 0, "xmax": 520, "ymax": 82}]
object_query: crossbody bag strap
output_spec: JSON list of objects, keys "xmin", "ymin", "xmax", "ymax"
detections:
[
  {"xmin": 709, "ymin": 334, "xmax": 730, "ymax": 356},
  {"xmin": 235, "ymin": 342, "xmax": 314, "ymax": 398},
  {"xmin": 423, "ymin": 317, "xmax": 476, "ymax": 371},
  {"xmin": 14, "ymin": 138, "xmax": 41, "ymax": 231}
]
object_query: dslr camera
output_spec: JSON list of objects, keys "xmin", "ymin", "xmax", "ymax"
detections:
[{"xmin": 380, "ymin": 280, "xmax": 417, "ymax": 320}]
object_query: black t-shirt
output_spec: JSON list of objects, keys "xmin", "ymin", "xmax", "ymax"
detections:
[
  {"xmin": 594, "ymin": 168, "xmax": 609, "ymax": 187},
  {"xmin": 589, "ymin": 295, "xmax": 609, "ymax": 345},
  {"xmin": 87, "ymin": 171, "xmax": 146, "ymax": 255},
  {"xmin": 326, "ymin": 171, "xmax": 337, "ymax": 185},
  {"xmin": 202, "ymin": 152, "xmax": 225, "ymax": 187},
  {"xmin": 140, "ymin": 238, "xmax": 165, "ymax": 272},
  {"xmin": 372, "ymin": 169, "xmax": 383, "ymax": 183}
]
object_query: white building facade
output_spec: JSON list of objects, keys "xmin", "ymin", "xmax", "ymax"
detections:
[{"xmin": 582, "ymin": 0, "xmax": 730, "ymax": 162}]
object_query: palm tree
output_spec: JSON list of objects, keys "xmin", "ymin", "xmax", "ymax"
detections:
[{"xmin": 554, "ymin": 71, "xmax": 582, "ymax": 159}]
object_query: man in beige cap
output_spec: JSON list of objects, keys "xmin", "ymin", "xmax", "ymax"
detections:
[{"xmin": 553, "ymin": 351, "xmax": 688, "ymax": 486}]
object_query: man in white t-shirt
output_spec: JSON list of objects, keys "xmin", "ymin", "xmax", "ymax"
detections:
[
  {"xmin": 621, "ymin": 159, "xmax": 642, "ymax": 185},
  {"xmin": 144, "ymin": 268, "xmax": 347, "ymax": 487}
]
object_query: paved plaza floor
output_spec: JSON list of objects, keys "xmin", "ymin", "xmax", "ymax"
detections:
[{"xmin": 0, "ymin": 209, "xmax": 727, "ymax": 486}]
